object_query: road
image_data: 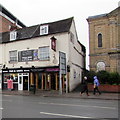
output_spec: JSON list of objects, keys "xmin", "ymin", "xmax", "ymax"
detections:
[{"xmin": 1, "ymin": 94, "xmax": 119, "ymax": 119}]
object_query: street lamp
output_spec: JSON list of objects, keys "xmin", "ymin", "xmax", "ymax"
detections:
[{"xmin": 32, "ymin": 66, "xmax": 36, "ymax": 94}]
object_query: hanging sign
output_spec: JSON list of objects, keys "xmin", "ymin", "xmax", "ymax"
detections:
[{"xmin": 51, "ymin": 36, "xmax": 57, "ymax": 51}]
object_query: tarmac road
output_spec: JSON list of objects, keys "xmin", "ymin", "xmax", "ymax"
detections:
[{"xmin": 1, "ymin": 94, "xmax": 119, "ymax": 119}]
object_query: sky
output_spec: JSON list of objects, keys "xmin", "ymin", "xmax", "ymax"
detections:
[{"xmin": 0, "ymin": 0, "xmax": 119, "ymax": 69}]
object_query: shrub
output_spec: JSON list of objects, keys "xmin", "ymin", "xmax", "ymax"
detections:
[
  {"xmin": 86, "ymin": 70, "xmax": 96, "ymax": 83},
  {"xmin": 96, "ymin": 70, "xmax": 110, "ymax": 84},
  {"xmin": 86, "ymin": 70, "xmax": 120, "ymax": 85},
  {"xmin": 109, "ymin": 72, "xmax": 120, "ymax": 85}
]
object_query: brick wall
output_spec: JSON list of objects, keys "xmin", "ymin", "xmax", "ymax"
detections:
[
  {"xmin": 88, "ymin": 84, "xmax": 120, "ymax": 93},
  {"xmin": 0, "ymin": 16, "xmax": 18, "ymax": 33},
  {"xmin": 88, "ymin": 10, "xmax": 119, "ymax": 74}
]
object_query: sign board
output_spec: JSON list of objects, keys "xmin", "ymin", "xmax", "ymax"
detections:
[
  {"xmin": 59, "ymin": 51, "xmax": 66, "ymax": 75},
  {"xmin": 59, "ymin": 51, "xmax": 66, "ymax": 94},
  {"xmin": 2, "ymin": 69, "xmax": 30, "ymax": 73},
  {"xmin": 18, "ymin": 50, "xmax": 38, "ymax": 62}
]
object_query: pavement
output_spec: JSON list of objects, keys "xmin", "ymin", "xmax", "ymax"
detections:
[{"xmin": 0, "ymin": 90, "xmax": 120, "ymax": 100}]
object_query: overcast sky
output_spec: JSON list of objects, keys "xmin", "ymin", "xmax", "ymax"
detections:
[{"xmin": 0, "ymin": 0, "xmax": 119, "ymax": 69}]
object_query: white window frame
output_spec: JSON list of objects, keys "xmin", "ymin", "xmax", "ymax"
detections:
[
  {"xmin": 40, "ymin": 25, "xmax": 49, "ymax": 35},
  {"xmin": 10, "ymin": 31, "xmax": 17, "ymax": 41},
  {"xmin": 38, "ymin": 46, "xmax": 50, "ymax": 61},
  {"xmin": 9, "ymin": 50, "xmax": 17, "ymax": 63}
]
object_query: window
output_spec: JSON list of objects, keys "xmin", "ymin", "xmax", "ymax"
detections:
[
  {"xmin": 9, "ymin": 50, "xmax": 17, "ymax": 63},
  {"xmin": 70, "ymin": 32, "xmax": 74, "ymax": 44},
  {"xmin": 40, "ymin": 25, "xmax": 49, "ymax": 35},
  {"xmin": 98, "ymin": 33, "xmax": 102, "ymax": 47},
  {"xmin": 38, "ymin": 47, "xmax": 50, "ymax": 60},
  {"xmin": 97, "ymin": 62, "xmax": 105, "ymax": 71},
  {"xmin": 10, "ymin": 31, "xmax": 17, "ymax": 41}
]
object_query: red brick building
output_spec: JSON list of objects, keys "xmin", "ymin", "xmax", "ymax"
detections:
[{"xmin": 0, "ymin": 4, "xmax": 26, "ymax": 33}]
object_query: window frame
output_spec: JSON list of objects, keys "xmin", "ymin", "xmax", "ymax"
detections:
[
  {"xmin": 98, "ymin": 33, "xmax": 102, "ymax": 48},
  {"xmin": 40, "ymin": 25, "xmax": 49, "ymax": 35},
  {"xmin": 38, "ymin": 46, "xmax": 50, "ymax": 61},
  {"xmin": 10, "ymin": 31, "xmax": 17, "ymax": 41},
  {"xmin": 9, "ymin": 50, "xmax": 17, "ymax": 63}
]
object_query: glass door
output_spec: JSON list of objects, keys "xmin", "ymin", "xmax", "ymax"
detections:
[{"xmin": 18, "ymin": 75, "xmax": 23, "ymax": 90}]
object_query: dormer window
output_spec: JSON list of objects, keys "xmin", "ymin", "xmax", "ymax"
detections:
[
  {"xmin": 40, "ymin": 25, "xmax": 49, "ymax": 35},
  {"xmin": 10, "ymin": 31, "xmax": 17, "ymax": 41}
]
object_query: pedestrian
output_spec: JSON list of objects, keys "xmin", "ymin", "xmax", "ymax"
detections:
[
  {"xmin": 93, "ymin": 76, "xmax": 101, "ymax": 95},
  {"xmin": 80, "ymin": 76, "xmax": 89, "ymax": 96}
]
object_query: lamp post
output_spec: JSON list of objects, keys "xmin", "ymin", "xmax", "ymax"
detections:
[{"xmin": 32, "ymin": 66, "xmax": 36, "ymax": 94}]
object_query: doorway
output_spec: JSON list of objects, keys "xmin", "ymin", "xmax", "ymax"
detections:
[
  {"xmin": 23, "ymin": 76, "xmax": 28, "ymax": 90},
  {"xmin": 18, "ymin": 73, "xmax": 29, "ymax": 91},
  {"xmin": 51, "ymin": 73, "xmax": 56, "ymax": 90}
]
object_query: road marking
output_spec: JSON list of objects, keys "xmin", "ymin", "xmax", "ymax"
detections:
[
  {"xmin": 0, "ymin": 108, "xmax": 3, "ymax": 110},
  {"xmin": 39, "ymin": 102, "xmax": 116, "ymax": 109},
  {"xmin": 40, "ymin": 112, "xmax": 92, "ymax": 118}
]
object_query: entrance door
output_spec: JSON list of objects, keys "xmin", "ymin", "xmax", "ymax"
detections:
[
  {"xmin": 18, "ymin": 75, "xmax": 23, "ymax": 90},
  {"xmin": 23, "ymin": 76, "xmax": 28, "ymax": 90},
  {"xmin": 51, "ymin": 74, "xmax": 56, "ymax": 90},
  {"xmin": 18, "ymin": 73, "xmax": 29, "ymax": 91}
]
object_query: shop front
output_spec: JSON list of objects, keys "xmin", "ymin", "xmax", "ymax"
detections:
[
  {"xmin": 30, "ymin": 67, "xmax": 60, "ymax": 91},
  {"xmin": 2, "ymin": 68, "xmax": 30, "ymax": 91},
  {"xmin": 2, "ymin": 66, "xmax": 67, "ymax": 91}
]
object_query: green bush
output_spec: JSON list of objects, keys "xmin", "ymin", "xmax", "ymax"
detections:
[
  {"xmin": 96, "ymin": 70, "xmax": 110, "ymax": 84},
  {"xmin": 85, "ymin": 70, "xmax": 96, "ymax": 83},
  {"xmin": 109, "ymin": 72, "xmax": 120, "ymax": 85},
  {"xmin": 86, "ymin": 70, "xmax": 120, "ymax": 85}
]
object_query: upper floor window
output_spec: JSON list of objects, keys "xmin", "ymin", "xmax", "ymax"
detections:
[
  {"xmin": 10, "ymin": 31, "xmax": 17, "ymax": 41},
  {"xmin": 38, "ymin": 46, "xmax": 50, "ymax": 60},
  {"xmin": 9, "ymin": 50, "xmax": 17, "ymax": 63},
  {"xmin": 70, "ymin": 32, "xmax": 74, "ymax": 44},
  {"xmin": 40, "ymin": 25, "xmax": 49, "ymax": 35},
  {"xmin": 98, "ymin": 33, "xmax": 102, "ymax": 47}
]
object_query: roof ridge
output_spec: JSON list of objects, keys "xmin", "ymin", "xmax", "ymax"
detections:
[{"xmin": 40, "ymin": 17, "xmax": 74, "ymax": 25}]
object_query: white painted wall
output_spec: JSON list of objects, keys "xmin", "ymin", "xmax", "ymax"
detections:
[
  {"xmin": 1, "ymin": 20, "xmax": 85, "ymax": 91},
  {"xmin": 3, "ymin": 33, "xmax": 69, "ymax": 68},
  {"xmin": 68, "ymin": 20, "xmax": 85, "ymax": 91}
]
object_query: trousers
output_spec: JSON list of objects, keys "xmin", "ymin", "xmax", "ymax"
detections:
[{"xmin": 93, "ymin": 86, "xmax": 101, "ymax": 95}]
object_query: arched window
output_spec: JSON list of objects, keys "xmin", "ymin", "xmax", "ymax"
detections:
[
  {"xmin": 98, "ymin": 33, "xmax": 102, "ymax": 47},
  {"xmin": 96, "ymin": 62, "xmax": 105, "ymax": 71}
]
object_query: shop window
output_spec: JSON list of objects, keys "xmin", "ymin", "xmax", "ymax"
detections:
[
  {"xmin": 4, "ymin": 73, "xmax": 18, "ymax": 82},
  {"xmin": 98, "ymin": 33, "xmax": 102, "ymax": 47},
  {"xmin": 9, "ymin": 50, "xmax": 17, "ymax": 63},
  {"xmin": 38, "ymin": 46, "xmax": 50, "ymax": 60}
]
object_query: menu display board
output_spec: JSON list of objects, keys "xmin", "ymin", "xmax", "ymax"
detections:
[{"xmin": 18, "ymin": 49, "xmax": 38, "ymax": 62}]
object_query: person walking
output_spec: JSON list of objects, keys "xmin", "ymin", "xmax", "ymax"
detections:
[
  {"xmin": 80, "ymin": 76, "xmax": 89, "ymax": 96},
  {"xmin": 93, "ymin": 76, "xmax": 101, "ymax": 95}
]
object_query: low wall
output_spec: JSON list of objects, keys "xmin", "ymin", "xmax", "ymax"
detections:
[{"xmin": 88, "ymin": 84, "xmax": 120, "ymax": 93}]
